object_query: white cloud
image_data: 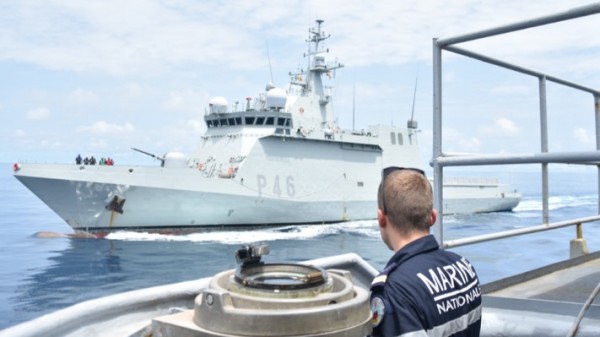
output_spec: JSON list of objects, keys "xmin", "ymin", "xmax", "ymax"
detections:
[
  {"xmin": 2, "ymin": 0, "xmax": 599, "ymax": 164},
  {"xmin": 355, "ymin": 82, "xmax": 405, "ymax": 99},
  {"xmin": 187, "ymin": 119, "xmax": 206, "ymax": 134},
  {"xmin": 40, "ymin": 139, "xmax": 63, "ymax": 149},
  {"xmin": 77, "ymin": 121, "xmax": 135, "ymax": 134},
  {"xmin": 0, "ymin": 1, "xmax": 265, "ymax": 75},
  {"xmin": 68, "ymin": 88, "xmax": 97, "ymax": 105},
  {"xmin": 26, "ymin": 107, "xmax": 51, "ymax": 121},
  {"xmin": 89, "ymin": 139, "xmax": 108, "ymax": 149},
  {"xmin": 490, "ymin": 85, "xmax": 531, "ymax": 95},
  {"xmin": 479, "ymin": 118, "xmax": 520, "ymax": 137},
  {"xmin": 15, "ymin": 129, "xmax": 26, "ymax": 137},
  {"xmin": 495, "ymin": 118, "xmax": 520, "ymax": 137},
  {"xmin": 119, "ymin": 83, "xmax": 143, "ymax": 98},
  {"xmin": 573, "ymin": 127, "xmax": 595, "ymax": 146},
  {"xmin": 0, "ymin": 1, "xmax": 596, "ymax": 76},
  {"xmin": 442, "ymin": 127, "xmax": 482, "ymax": 153},
  {"xmin": 162, "ymin": 89, "xmax": 210, "ymax": 115},
  {"xmin": 163, "ymin": 92, "xmax": 185, "ymax": 110}
]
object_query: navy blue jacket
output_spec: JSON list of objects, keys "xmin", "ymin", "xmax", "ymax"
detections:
[{"xmin": 370, "ymin": 235, "xmax": 481, "ymax": 337}]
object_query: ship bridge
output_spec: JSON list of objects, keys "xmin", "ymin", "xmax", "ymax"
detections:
[{"xmin": 204, "ymin": 110, "xmax": 293, "ymax": 136}]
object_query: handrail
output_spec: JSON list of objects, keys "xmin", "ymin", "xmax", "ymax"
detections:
[
  {"xmin": 432, "ymin": 3, "xmax": 600, "ymax": 245},
  {"xmin": 435, "ymin": 3, "xmax": 600, "ymax": 47},
  {"xmin": 443, "ymin": 215, "xmax": 600, "ymax": 249},
  {"xmin": 436, "ymin": 151, "xmax": 600, "ymax": 166}
]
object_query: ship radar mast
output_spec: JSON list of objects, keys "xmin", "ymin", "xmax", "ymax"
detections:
[
  {"xmin": 306, "ymin": 19, "xmax": 330, "ymax": 74},
  {"xmin": 290, "ymin": 20, "xmax": 343, "ymax": 96}
]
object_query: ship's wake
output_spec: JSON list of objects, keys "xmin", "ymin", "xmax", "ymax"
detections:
[
  {"xmin": 104, "ymin": 220, "xmax": 380, "ymax": 243},
  {"xmin": 514, "ymin": 194, "xmax": 597, "ymax": 212}
]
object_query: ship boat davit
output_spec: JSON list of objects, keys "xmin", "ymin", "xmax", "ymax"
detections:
[{"xmin": 12, "ymin": 20, "xmax": 520, "ymax": 235}]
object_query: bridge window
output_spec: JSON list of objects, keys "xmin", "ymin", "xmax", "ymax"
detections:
[
  {"xmin": 228, "ymin": 118, "xmax": 235, "ymax": 125},
  {"xmin": 397, "ymin": 133, "xmax": 403, "ymax": 145},
  {"xmin": 277, "ymin": 117, "xmax": 286, "ymax": 126},
  {"xmin": 390, "ymin": 132, "xmax": 396, "ymax": 145},
  {"xmin": 245, "ymin": 117, "xmax": 255, "ymax": 125},
  {"xmin": 220, "ymin": 119, "xmax": 228, "ymax": 126},
  {"xmin": 256, "ymin": 117, "xmax": 265, "ymax": 125},
  {"xmin": 266, "ymin": 117, "xmax": 275, "ymax": 125},
  {"xmin": 236, "ymin": 117, "xmax": 242, "ymax": 125}
]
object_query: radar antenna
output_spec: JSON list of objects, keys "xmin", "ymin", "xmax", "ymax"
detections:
[
  {"xmin": 407, "ymin": 76, "xmax": 419, "ymax": 130},
  {"xmin": 265, "ymin": 41, "xmax": 274, "ymax": 84},
  {"xmin": 352, "ymin": 81, "xmax": 356, "ymax": 131}
]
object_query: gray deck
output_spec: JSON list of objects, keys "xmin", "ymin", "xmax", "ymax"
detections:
[{"xmin": 480, "ymin": 251, "xmax": 600, "ymax": 337}]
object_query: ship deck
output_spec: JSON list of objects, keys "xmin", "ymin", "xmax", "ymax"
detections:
[{"xmin": 481, "ymin": 251, "xmax": 600, "ymax": 336}]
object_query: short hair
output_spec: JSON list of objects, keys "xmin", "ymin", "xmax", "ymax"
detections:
[{"xmin": 378, "ymin": 170, "xmax": 433, "ymax": 231}]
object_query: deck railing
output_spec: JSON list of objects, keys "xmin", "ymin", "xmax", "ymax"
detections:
[{"xmin": 432, "ymin": 3, "xmax": 600, "ymax": 252}]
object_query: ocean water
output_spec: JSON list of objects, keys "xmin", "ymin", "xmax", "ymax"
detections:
[{"xmin": 1, "ymin": 163, "xmax": 600, "ymax": 330}]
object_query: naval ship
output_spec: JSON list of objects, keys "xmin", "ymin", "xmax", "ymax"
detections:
[
  {"xmin": 4, "ymin": 5, "xmax": 600, "ymax": 337},
  {"xmin": 12, "ymin": 20, "xmax": 519, "ymax": 235}
]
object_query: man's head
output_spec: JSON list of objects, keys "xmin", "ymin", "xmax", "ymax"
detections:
[{"xmin": 377, "ymin": 167, "xmax": 436, "ymax": 250}]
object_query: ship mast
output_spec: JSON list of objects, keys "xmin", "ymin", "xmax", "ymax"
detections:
[
  {"xmin": 306, "ymin": 19, "xmax": 329, "ymax": 80},
  {"xmin": 286, "ymin": 20, "xmax": 344, "ymax": 130},
  {"xmin": 307, "ymin": 20, "xmax": 343, "ymax": 93}
]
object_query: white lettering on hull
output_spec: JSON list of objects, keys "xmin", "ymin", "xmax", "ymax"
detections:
[{"xmin": 256, "ymin": 175, "xmax": 296, "ymax": 197}]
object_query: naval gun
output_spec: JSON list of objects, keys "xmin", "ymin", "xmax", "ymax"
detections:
[
  {"xmin": 131, "ymin": 147, "xmax": 165, "ymax": 166},
  {"xmin": 150, "ymin": 243, "xmax": 372, "ymax": 336},
  {"xmin": 131, "ymin": 147, "xmax": 189, "ymax": 168}
]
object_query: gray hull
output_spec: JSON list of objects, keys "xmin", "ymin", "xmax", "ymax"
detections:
[{"xmin": 14, "ymin": 162, "xmax": 519, "ymax": 234}]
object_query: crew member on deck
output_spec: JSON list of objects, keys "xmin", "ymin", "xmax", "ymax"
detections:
[
  {"xmin": 370, "ymin": 167, "xmax": 482, "ymax": 337},
  {"xmin": 75, "ymin": 154, "xmax": 82, "ymax": 165}
]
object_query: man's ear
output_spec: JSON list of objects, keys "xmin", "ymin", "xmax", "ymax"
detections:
[
  {"xmin": 377, "ymin": 208, "xmax": 387, "ymax": 228},
  {"xmin": 430, "ymin": 209, "xmax": 438, "ymax": 226}
]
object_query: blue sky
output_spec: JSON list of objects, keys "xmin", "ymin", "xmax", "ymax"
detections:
[{"xmin": 2, "ymin": 1, "xmax": 600, "ymax": 170}]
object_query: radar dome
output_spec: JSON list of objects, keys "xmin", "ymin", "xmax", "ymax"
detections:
[
  {"xmin": 265, "ymin": 88, "xmax": 287, "ymax": 110},
  {"xmin": 209, "ymin": 96, "xmax": 229, "ymax": 114},
  {"xmin": 163, "ymin": 152, "xmax": 187, "ymax": 168}
]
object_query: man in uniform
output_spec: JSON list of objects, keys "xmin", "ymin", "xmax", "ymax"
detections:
[{"xmin": 370, "ymin": 167, "xmax": 481, "ymax": 337}]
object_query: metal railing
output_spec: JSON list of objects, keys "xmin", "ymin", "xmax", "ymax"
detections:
[{"xmin": 432, "ymin": 3, "xmax": 600, "ymax": 247}]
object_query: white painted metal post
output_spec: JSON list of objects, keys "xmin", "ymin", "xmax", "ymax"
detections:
[
  {"xmin": 432, "ymin": 38, "xmax": 444, "ymax": 244},
  {"xmin": 596, "ymin": 94, "xmax": 600, "ymax": 213},
  {"xmin": 539, "ymin": 76, "xmax": 549, "ymax": 224}
]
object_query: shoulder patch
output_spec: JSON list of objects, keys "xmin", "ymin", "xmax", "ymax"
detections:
[
  {"xmin": 371, "ymin": 296, "xmax": 385, "ymax": 327},
  {"xmin": 371, "ymin": 274, "xmax": 388, "ymax": 287}
]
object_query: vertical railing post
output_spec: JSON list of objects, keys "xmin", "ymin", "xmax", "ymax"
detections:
[
  {"xmin": 432, "ymin": 38, "xmax": 444, "ymax": 245},
  {"xmin": 539, "ymin": 76, "xmax": 549, "ymax": 224},
  {"xmin": 595, "ymin": 94, "xmax": 600, "ymax": 214}
]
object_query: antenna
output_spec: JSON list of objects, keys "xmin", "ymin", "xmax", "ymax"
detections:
[
  {"xmin": 265, "ymin": 41, "xmax": 274, "ymax": 83},
  {"xmin": 408, "ymin": 76, "xmax": 419, "ymax": 129},
  {"xmin": 410, "ymin": 77, "xmax": 418, "ymax": 122},
  {"xmin": 352, "ymin": 81, "xmax": 356, "ymax": 131}
]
